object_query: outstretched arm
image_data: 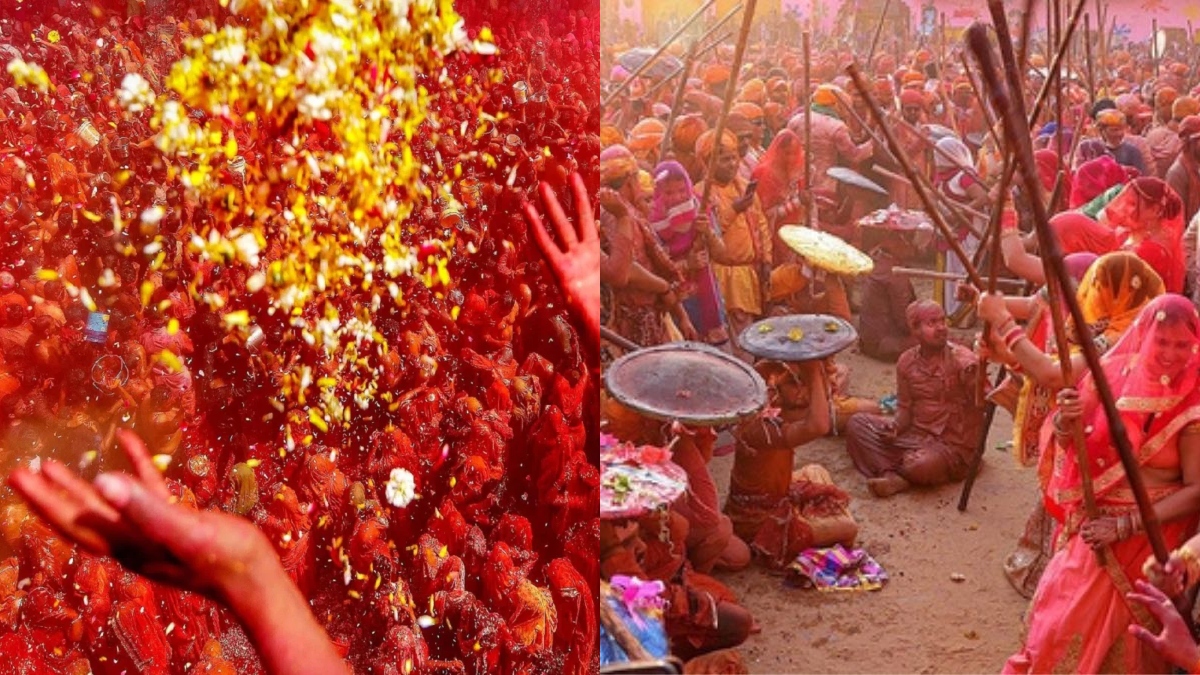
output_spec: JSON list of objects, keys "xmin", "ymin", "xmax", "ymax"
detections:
[
  {"xmin": 524, "ymin": 173, "xmax": 600, "ymax": 353},
  {"xmin": 7, "ymin": 430, "xmax": 347, "ymax": 675}
]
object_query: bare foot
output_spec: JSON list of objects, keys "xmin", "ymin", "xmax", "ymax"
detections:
[{"xmin": 867, "ymin": 472, "xmax": 911, "ymax": 498}]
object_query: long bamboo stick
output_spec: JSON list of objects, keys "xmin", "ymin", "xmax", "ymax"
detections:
[
  {"xmin": 602, "ymin": 0, "xmax": 718, "ymax": 108},
  {"xmin": 966, "ymin": 25, "xmax": 1171, "ymax": 567},
  {"xmin": 846, "ymin": 64, "xmax": 984, "ymax": 287},
  {"xmin": 698, "ymin": 0, "xmax": 759, "ymax": 215},
  {"xmin": 803, "ymin": 29, "xmax": 813, "ymax": 229},
  {"xmin": 657, "ymin": 41, "xmax": 699, "ymax": 166},
  {"xmin": 865, "ymin": 0, "xmax": 892, "ymax": 70}
]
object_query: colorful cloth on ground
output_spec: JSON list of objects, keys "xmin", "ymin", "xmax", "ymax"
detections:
[
  {"xmin": 598, "ymin": 591, "xmax": 669, "ymax": 666},
  {"xmin": 786, "ymin": 545, "xmax": 888, "ymax": 592}
]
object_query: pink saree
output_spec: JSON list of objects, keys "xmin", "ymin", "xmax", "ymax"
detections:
[{"xmin": 1006, "ymin": 295, "xmax": 1200, "ymax": 673}]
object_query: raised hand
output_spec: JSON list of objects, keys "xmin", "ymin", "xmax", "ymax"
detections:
[
  {"xmin": 8, "ymin": 431, "xmax": 274, "ymax": 601},
  {"xmin": 524, "ymin": 173, "xmax": 600, "ymax": 353}
]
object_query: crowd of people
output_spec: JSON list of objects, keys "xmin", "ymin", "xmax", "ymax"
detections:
[
  {"xmin": 601, "ymin": 10, "xmax": 1200, "ymax": 674},
  {"xmin": 0, "ymin": 0, "xmax": 601, "ymax": 673}
]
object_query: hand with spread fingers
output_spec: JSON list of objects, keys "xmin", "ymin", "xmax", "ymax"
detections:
[
  {"xmin": 1126, "ymin": 579, "xmax": 1200, "ymax": 672},
  {"xmin": 8, "ymin": 429, "xmax": 267, "ymax": 599},
  {"xmin": 524, "ymin": 172, "xmax": 601, "ymax": 353},
  {"xmin": 7, "ymin": 429, "xmax": 347, "ymax": 675}
]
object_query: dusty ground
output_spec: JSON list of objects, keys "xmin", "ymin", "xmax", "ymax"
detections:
[{"xmin": 709, "ymin": 337, "xmax": 1035, "ymax": 673}]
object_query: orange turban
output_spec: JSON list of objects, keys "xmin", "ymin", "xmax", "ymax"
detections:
[
  {"xmin": 671, "ymin": 114, "xmax": 707, "ymax": 152},
  {"xmin": 600, "ymin": 125, "xmax": 624, "ymax": 148},
  {"xmin": 600, "ymin": 145, "xmax": 638, "ymax": 185},
  {"xmin": 1155, "ymin": 86, "xmax": 1179, "ymax": 109},
  {"xmin": 901, "ymin": 70, "xmax": 926, "ymax": 86},
  {"xmin": 812, "ymin": 84, "xmax": 840, "ymax": 107},
  {"xmin": 628, "ymin": 118, "xmax": 665, "ymax": 153},
  {"xmin": 739, "ymin": 78, "xmax": 766, "ymax": 104},
  {"xmin": 1174, "ymin": 96, "xmax": 1200, "ymax": 120},
  {"xmin": 1170, "ymin": 62, "xmax": 1190, "ymax": 77},
  {"xmin": 695, "ymin": 129, "xmax": 738, "ymax": 164},
  {"xmin": 914, "ymin": 48, "xmax": 932, "ymax": 65},
  {"xmin": 1096, "ymin": 109, "xmax": 1126, "ymax": 127},
  {"xmin": 731, "ymin": 101, "xmax": 764, "ymax": 121},
  {"xmin": 702, "ymin": 63, "xmax": 731, "ymax": 86}
]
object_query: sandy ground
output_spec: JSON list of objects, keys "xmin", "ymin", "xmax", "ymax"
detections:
[{"xmin": 709, "ymin": 337, "xmax": 1036, "ymax": 673}]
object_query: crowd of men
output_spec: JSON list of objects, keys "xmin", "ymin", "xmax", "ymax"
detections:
[{"xmin": 601, "ymin": 12, "xmax": 1200, "ymax": 674}]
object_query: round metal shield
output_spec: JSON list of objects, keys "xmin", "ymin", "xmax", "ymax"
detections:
[
  {"xmin": 777, "ymin": 225, "xmax": 874, "ymax": 275},
  {"xmin": 604, "ymin": 342, "xmax": 767, "ymax": 425},
  {"xmin": 617, "ymin": 48, "xmax": 684, "ymax": 81},
  {"xmin": 738, "ymin": 314, "xmax": 858, "ymax": 362},
  {"xmin": 827, "ymin": 167, "xmax": 888, "ymax": 196}
]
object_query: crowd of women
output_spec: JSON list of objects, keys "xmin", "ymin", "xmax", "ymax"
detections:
[{"xmin": 601, "ymin": 11, "xmax": 1200, "ymax": 674}]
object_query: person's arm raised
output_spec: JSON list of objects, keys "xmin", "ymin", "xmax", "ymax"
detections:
[{"xmin": 7, "ymin": 430, "xmax": 347, "ymax": 675}]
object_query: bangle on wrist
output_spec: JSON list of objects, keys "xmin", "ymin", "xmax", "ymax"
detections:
[{"xmin": 1003, "ymin": 327, "xmax": 1027, "ymax": 350}]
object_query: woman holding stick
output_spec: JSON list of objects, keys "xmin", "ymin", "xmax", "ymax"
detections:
[{"xmin": 1004, "ymin": 294, "xmax": 1200, "ymax": 673}]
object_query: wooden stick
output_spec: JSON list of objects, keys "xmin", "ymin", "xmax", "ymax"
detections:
[
  {"xmin": 601, "ymin": 326, "xmax": 643, "ymax": 352},
  {"xmin": 987, "ymin": 0, "xmax": 1030, "ymax": 126},
  {"xmin": 602, "ymin": 0, "xmax": 718, "ymax": 108},
  {"xmin": 966, "ymin": 24, "xmax": 1172, "ymax": 566},
  {"xmin": 957, "ymin": 366, "xmax": 1006, "ymax": 511},
  {"xmin": 891, "ymin": 267, "xmax": 1026, "ymax": 289},
  {"xmin": 959, "ymin": 50, "xmax": 1003, "ymax": 150},
  {"xmin": 1153, "ymin": 19, "xmax": 1160, "ymax": 79},
  {"xmin": 1083, "ymin": 13, "xmax": 1095, "ymax": 108},
  {"xmin": 846, "ymin": 64, "xmax": 984, "ymax": 287},
  {"xmin": 599, "ymin": 582, "xmax": 654, "ymax": 662},
  {"xmin": 803, "ymin": 29, "xmax": 813, "ymax": 229},
  {"xmin": 657, "ymin": 41, "xmax": 699, "ymax": 166},
  {"xmin": 698, "ymin": 0, "xmax": 759, "ymax": 218},
  {"xmin": 866, "ymin": 0, "xmax": 892, "ymax": 70}
]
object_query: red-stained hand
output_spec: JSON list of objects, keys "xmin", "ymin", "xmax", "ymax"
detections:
[
  {"xmin": 7, "ymin": 430, "xmax": 273, "ymax": 603},
  {"xmin": 1127, "ymin": 579, "xmax": 1200, "ymax": 671},
  {"xmin": 524, "ymin": 173, "xmax": 600, "ymax": 352}
]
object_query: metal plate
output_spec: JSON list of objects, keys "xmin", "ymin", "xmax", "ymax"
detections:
[
  {"xmin": 777, "ymin": 225, "xmax": 874, "ymax": 275},
  {"xmin": 604, "ymin": 342, "xmax": 767, "ymax": 425},
  {"xmin": 617, "ymin": 48, "xmax": 684, "ymax": 81},
  {"xmin": 738, "ymin": 314, "xmax": 858, "ymax": 362},
  {"xmin": 827, "ymin": 167, "xmax": 888, "ymax": 196}
]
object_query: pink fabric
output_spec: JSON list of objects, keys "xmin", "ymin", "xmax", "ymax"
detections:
[
  {"xmin": 1049, "ymin": 212, "xmax": 1118, "ymax": 256},
  {"xmin": 1008, "ymin": 295, "xmax": 1200, "ymax": 674},
  {"xmin": 647, "ymin": 161, "xmax": 698, "ymax": 253},
  {"xmin": 1069, "ymin": 156, "xmax": 1128, "ymax": 208}
]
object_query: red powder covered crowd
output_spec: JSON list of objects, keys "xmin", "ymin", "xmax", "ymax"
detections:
[{"xmin": 0, "ymin": 0, "xmax": 601, "ymax": 673}]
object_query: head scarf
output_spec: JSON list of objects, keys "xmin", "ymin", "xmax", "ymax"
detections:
[
  {"xmin": 600, "ymin": 145, "xmax": 638, "ymax": 186},
  {"xmin": 750, "ymin": 129, "xmax": 805, "ymax": 210},
  {"xmin": 1070, "ymin": 251, "xmax": 1165, "ymax": 349},
  {"xmin": 647, "ymin": 161, "xmax": 698, "ymax": 255},
  {"xmin": 1050, "ymin": 211, "xmax": 1118, "ymax": 255},
  {"xmin": 933, "ymin": 136, "xmax": 974, "ymax": 171},
  {"xmin": 1063, "ymin": 252, "xmax": 1099, "ymax": 281},
  {"xmin": 1045, "ymin": 295, "xmax": 1200, "ymax": 521},
  {"xmin": 1103, "ymin": 177, "xmax": 1186, "ymax": 292},
  {"xmin": 1069, "ymin": 155, "xmax": 1127, "ymax": 208},
  {"xmin": 1033, "ymin": 148, "xmax": 1066, "ymax": 197}
]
